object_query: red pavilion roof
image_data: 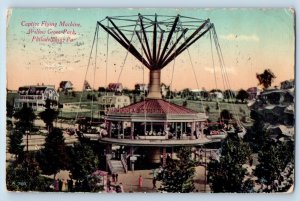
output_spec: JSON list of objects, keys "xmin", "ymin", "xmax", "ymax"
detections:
[{"xmin": 108, "ymin": 99, "xmax": 198, "ymax": 115}]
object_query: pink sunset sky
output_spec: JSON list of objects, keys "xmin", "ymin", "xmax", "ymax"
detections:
[{"xmin": 7, "ymin": 8, "xmax": 295, "ymax": 91}]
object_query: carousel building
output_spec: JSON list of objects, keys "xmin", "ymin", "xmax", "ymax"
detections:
[
  {"xmin": 101, "ymin": 88, "xmax": 211, "ymax": 173},
  {"xmin": 93, "ymin": 14, "xmax": 215, "ymax": 173}
]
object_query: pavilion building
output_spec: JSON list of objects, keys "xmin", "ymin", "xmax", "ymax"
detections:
[{"xmin": 100, "ymin": 70, "xmax": 210, "ymax": 173}]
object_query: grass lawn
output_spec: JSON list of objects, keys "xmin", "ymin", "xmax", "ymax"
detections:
[
  {"xmin": 7, "ymin": 92, "xmax": 251, "ymax": 123},
  {"xmin": 171, "ymin": 99, "xmax": 250, "ymax": 122}
]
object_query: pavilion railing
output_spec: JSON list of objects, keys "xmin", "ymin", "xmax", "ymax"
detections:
[
  {"xmin": 106, "ymin": 154, "xmax": 114, "ymax": 174},
  {"xmin": 120, "ymin": 153, "xmax": 128, "ymax": 173}
]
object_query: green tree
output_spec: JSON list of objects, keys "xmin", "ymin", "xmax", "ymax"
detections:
[
  {"xmin": 13, "ymin": 104, "xmax": 36, "ymax": 133},
  {"xmin": 205, "ymin": 105, "xmax": 210, "ymax": 114},
  {"xmin": 69, "ymin": 142, "xmax": 99, "ymax": 181},
  {"xmin": 181, "ymin": 88, "xmax": 191, "ymax": 99},
  {"xmin": 256, "ymin": 69, "xmax": 276, "ymax": 90},
  {"xmin": 37, "ymin": 128, "xmax": 68, "ymax": 179},
  {"xmin": 255, "ymin": 140, "xmax": 294, "ymax": 190},
  {"xmin": 6, "ymin": 101, "xmax": 14, "ymax": 118},
  {"xmin": 200, "ymin": 90, "xmax": 209, "ymax": 100},
  {"xmin": 223, "ymin": 89, "xmax": 236, "ymax": 100},
  {"xmin": 39, "ymin": 99, "xmax": 59, "ymax": 133},
  {"xmin": 255, "ymin": 141, "xmax": 280, "ymax": 188},
  {"xmin": 244, "ymin": 111, "xmax": 270, "ymax": 152},
  {"xmin": 219, "ymin": 109, "xmax": 233, "ymax": 124},
  {"xmin": 8, "ymin": 130, "xmax": 25, "ymax": 159},
  {"xmin": 157, "ymin": 147, "xmax": 196, "ymax": 193},
  {"xmin": 207, "ymin": 134, "xmax": 253, "ymax": 192},
  {"xmin": 6, "ymin": 154, "xmax": 41, "ymax": 191},
  {"xmin": 98, "ymin": 87, "xmax": 106, "ymax": 92},
  {"xmin": 210, "ymin": 89, "xmax": 222, "ymax": 93},
  {"xmin": 236, "ymin": 89, "xmax": 249, "ymax": 103}
]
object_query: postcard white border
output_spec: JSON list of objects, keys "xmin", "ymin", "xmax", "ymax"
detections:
[{"xmin": 0, "ymin": 0, "xmax": 299, "ymax": 201}]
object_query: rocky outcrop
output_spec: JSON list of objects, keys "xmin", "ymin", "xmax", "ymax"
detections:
[{"xmin": 248, "ymin": 87, "xmax": 294, "ymax": 140}]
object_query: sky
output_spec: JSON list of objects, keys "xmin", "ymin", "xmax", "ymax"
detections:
[{"xmin": 6, "ymin": 8, "xmax": 295, "ymax": 91}]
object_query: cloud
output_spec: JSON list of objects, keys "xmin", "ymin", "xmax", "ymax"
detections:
[
  {"xmin": 204, "ymin": 66, "xmax": 237, "ymax": 75},
  {"xmin": 220, "ymin": 34, "xmax": 260, "ymax": 42}
]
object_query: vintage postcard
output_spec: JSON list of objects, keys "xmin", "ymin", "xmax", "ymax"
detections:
[{"xmin": 6, "ymin": 8, "xmax": 295, "ymax": 193}]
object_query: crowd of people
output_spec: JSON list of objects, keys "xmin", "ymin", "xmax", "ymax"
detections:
[
  {"xmin": 106, "ymin": 173, "xmax": 124, "ymax": 193},
  {"xmin": 52, "ymin": 178, "xmax": 75, "ymax": 192}
]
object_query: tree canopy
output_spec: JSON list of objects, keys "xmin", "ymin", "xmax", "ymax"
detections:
[
  {"xmin": 236, "ymin": 89, "xmax": 249, "ymax": 103},
  {"xmin": 256, "ymin": 69, "xmax": 276, "ymax": 89},
  {"xmin": 39, "ymin": 99, "xmax": 59, "ymax": 133},
  {"xmin": 223, "ymin": 89, "xmax": 236, "ymax": 99},
  {"xmin": 8, "ymin": 130, "xmax": 24, "ymax": 159},
  {"xmin": 255, "ymin": 140, "xmax": 294, "ymax": 188},
  {"xmin": 37, "ymin": 128, "xmax": 69, "ymax": 177},
  {"xmin": 68, "ymin": 142, "xmax": 99, "ymax": 180},
  {"xmin": 157, "ymin": 147, "xmax": 196, "ymax": 193},
  {"xmin": 6, "ymin": 154, "xmax": 41, "ymax": 191},
  {"xmin": 13, "ymin": 104, "xmax": 36, "ymax": 133},
  {"xmin": 219, "ymin": 109, "xmax": 233, "ymax": 124},
  {"xmin": 207, "ymin": 134, "xmax": 253, "ymax": 193}
]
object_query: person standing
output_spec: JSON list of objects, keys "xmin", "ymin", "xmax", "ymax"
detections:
[
  {"xmin": 176, "ymin": 129, "xmax": 181, "ymax": 140},
  {"xmin": 152, "ymin": 177, "xmax": 157, "ymax": 189},
  {"xmin": 67, "ymin": 179, "xmax": 73, "ymax": 192},
  {"xmin": 138, "ymin": 175, "xmax": 143, "ymax": 188},
  {"xmin": 62, "ymin": 179, "xmax": 68, "ymax": 192},
  {"xmin": 112, "ymin": 173, "xmax": 116, "ymax": 183},
  {"xmin": 107, "ymin": 178, "xmax": 111, "ymax": 190},
  {"xmin": 119, "ymin": 182, "xmax": 124, "ymax": 192},
  {"xmin": 54, "ymin": 179, "xmax": 59, "ymax": 192},
  {"xmin": 115, "ymin": 173, "xmax": 119, "ymax": 182},
  {"xmin": 58, "ymin": 179, "xmax": 63, "ymax": 192}
]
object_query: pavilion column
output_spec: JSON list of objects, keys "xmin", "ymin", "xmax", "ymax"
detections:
[
  {"xmin": 191, "ymin": 121, "xmax": 196, "ymax": 136},
  {"xmin": 106, "ymin": 144, "xmax": 112, "ymax": 154},
  {"xmin": 164, "ymin": 122, "xmax": 168, "ymax": 132},
  {"xmin": 130, "ymin": 122, "xmax": 135, "ymax": 139},
  {"xmin": 151, "ymin": 122, "xmax": 153, "ymax": 133},
  {"xmin": 129, "ymin": 146, "xmax": 135, "ymax": 171},
  {"xmin": 105, "ymin": 144, "xmax": 112, "ymax": 172},
  {"xmin": 162, "ymin": 147, "xmax": 167, "ymax": 167},
  {"xmin": 180, "ymin": 122, "xmax": 183, "ymax": 134},
  {"xmin": 108, "ymin": 121, "xmax": 112, "ymax": 138},
  {"xmin": 200, "ymin": 122, "xmax": 204, "ymax": 138},
  {"xmin": 117, "ymin": 121, "xmax": 120, "ymax": 138}
]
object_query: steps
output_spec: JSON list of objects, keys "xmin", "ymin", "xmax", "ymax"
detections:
[{"xmin": 110, "ymin": 159, "xmax": 125, "ymax": 173}]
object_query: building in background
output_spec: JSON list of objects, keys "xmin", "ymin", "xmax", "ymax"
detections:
[
  {"xmin": 247, "ymin": 87, "xmax": 261, "ymax": 100},
  {"xmin": 98, "ymin": 94, "xmax": 131, "ymax": 113},
  {"xmin": 135, "ymin": 83, "xmax": 148, "ymax": 93},
  {"xmin": 280, "ymin": 79, "xmax": 294, "ymax": 90},
  {"xmin": 59, "ymin": 81, "xmax": 74, "ymax": 93},
  {"xmin": 14, "ymin": 84, "xmax": 59, "ymax": 111},
  {"xmin": 108, "ymin": 83, "xmax": 123, "ymax": 92}
]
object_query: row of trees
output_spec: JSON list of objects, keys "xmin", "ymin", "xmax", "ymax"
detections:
[
  {"xmin": 7, "ymin": 100, "xmax": 100, "ymax": 192},
  {"xmin": 207, "ymin": 126, "xmax": 294, "ymax": 193}
]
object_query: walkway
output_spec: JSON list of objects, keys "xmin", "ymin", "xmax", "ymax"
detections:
[{"xmin": 99, "ymin": 137, "xmax": 211, "ymax": 147}]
